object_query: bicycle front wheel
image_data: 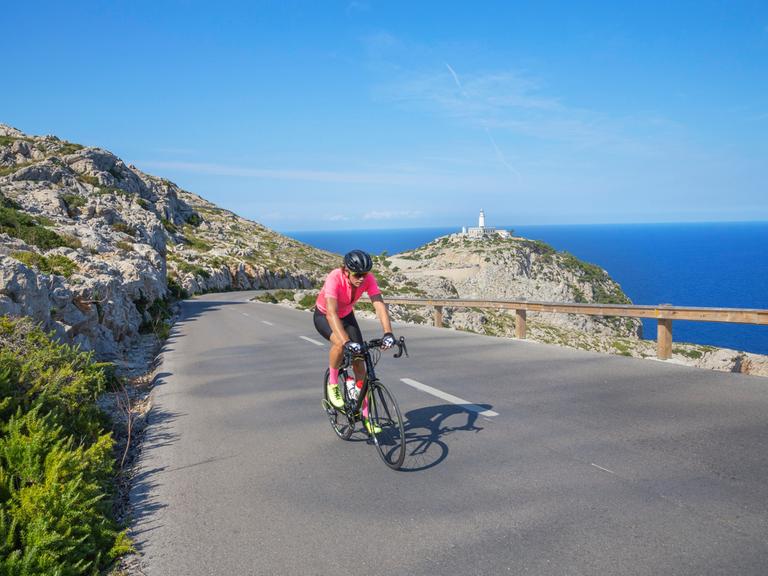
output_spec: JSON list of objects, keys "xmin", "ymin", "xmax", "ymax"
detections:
[{"xmin": 367, "ymin": 381, "xmax": 406, "ymax": 470}]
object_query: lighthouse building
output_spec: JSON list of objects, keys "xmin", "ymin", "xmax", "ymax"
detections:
[{"xmin": 461, "ymin": 209, "xmax": 510, "ymax": 239}]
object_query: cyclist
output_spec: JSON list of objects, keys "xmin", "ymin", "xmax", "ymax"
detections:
[{"xmin": 314, "ymin": 249, "xmax": 396, "ymax": 431}]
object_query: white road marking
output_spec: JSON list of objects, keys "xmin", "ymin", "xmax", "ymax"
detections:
[
  {"xmin": 400, "ymin": 378, "xmax": 499, "ymax": 417},
  {"xmin": 591, "ymin": 463, "xmax": 616, "ymax": 475},
  {"xmin": 241, "ymin": 312, "xmax": 250, "ymax": 317},
  {"xmin": 262, "ymin": 320, "xmax": 274, "ymax": 326},
  {"xmin": 300, "ymin": 336, "xmax": 325, "ymax": 347}
]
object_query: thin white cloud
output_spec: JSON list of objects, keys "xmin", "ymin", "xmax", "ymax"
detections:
[
  {"xmin": 140, "ymin": 160, "xmax": 440, "ymax": 186},
  {"xmin": 379, "ymin": 64, "xmax": 662, "ymax": 151},
  {"xmin": 362, "ymin": 210, "xmax": 422, "ymax": 220},
  {"xmin": 138, "ymin": 159, "xmax": 514, "ymax": 190},
  {"xmin": 327, "ymin": 214, "xmax": 351, "ymax": 221}
]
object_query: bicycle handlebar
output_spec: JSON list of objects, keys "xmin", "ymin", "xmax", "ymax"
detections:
[{"xmin": 343, "ymin": 336, "xmax": 408, "ymax": 364}]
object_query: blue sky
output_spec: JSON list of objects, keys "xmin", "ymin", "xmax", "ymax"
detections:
[{"xmin": 2, "ymin": 1, "xmax": 766, "ymax": 230}]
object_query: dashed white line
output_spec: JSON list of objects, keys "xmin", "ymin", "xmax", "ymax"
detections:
[
  {"xmin": 300, "ymin": 336, "xmax": 325, "ymax": 347},
  {"xmin": 591, "ymin": 463, "xmax": 616, "ymax": 475},
  {"xmin": 261, "ymin": 320, "xmax": 274, "ymax": 326},
  {"xmin": 241, "ymin": 312, "xmax": 250, "ymax": 317},
  {"xmin": 400, "ymin": 378, "xmax": 499, "ymax": 417}
]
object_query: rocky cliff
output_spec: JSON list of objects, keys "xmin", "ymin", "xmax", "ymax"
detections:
[
  {"xmin": 0, "ymin": 125, "xmax": 336, "ymax": 369},
  {"xmin": 384, "ymin": 233, "xmax": 641, "ymax": 339}
]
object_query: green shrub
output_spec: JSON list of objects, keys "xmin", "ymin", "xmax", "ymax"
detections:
[
  {"xmin": 76, "ymin": 174, "xmax": 100, "ymax": 188},
  {"xmin": 297, "ymin": 293, "xmax": 317, "ymax": 310},
  {"xmin": 185, "ymin": 213, "xmax": 202, "ymax": 227},
  {"xmin": 0, "ymin": 316, "xmax": 129, "ymax": 574},
  {"xmin": 0, "ymin": 136, "xmax": 22, "ymax": 147},
  {"xmin": 161, "ymin": 218, "xmax": 178, "ymax": 233},
  {"xmin": 0, "ymin": 163, "xmax": 33, "ymax": 178},
  {"xmin": 60, "ymin": 193, "xmax": 86, "ymax": 218},
  {"xmin": 0, "ymin": 204, "xmax": 79, "ymax": 251},
  {"xmin": 111, "ymin": 222, "xmax": 135, "ymax": 237},
  {"xmin": 255, "ymin": 293, "xmax": 278, "ymax": 304},
  {"xmin": 137, "ymin": 297, "xmax": 174, "ymax": 337},
  {"xmin": 167, "ymin": 276, "xmax": 189, "ymax": 300},
  {"xmin": 10, "ymin": 252, "xmax": 78, "ymax": 278},
  {"xmin": 183, "ymin": 234, "xmax": 211, "ymax": 252},
  {"xmin": 57, "ymin": 142, "xmax": 84, "ymax": 155}
]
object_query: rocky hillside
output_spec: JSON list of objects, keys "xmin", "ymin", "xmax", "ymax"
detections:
[
  {"xmin": 0, "ymin": 124, "xmax": 336, "ymax": 369},
  {"xmin": 384, "ymin": 233, "xmax": 641, "ymax": 339}
]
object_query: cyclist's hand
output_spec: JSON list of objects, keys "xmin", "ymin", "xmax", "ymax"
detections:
[
  {"xmin": 381, "ymin": 332, "xmax": 396, "ymax": 350},
  {"xmin": 344, "ymin": 340, "xmax": 363, "ymax": 354}
]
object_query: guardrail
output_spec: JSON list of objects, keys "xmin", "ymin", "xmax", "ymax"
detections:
[{"xmin": 384, "ymin": 297, "xmax": 768, "ymax": 360}]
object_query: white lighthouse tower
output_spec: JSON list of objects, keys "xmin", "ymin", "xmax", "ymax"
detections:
[{"xmin": 462, "ymin": 208, "xmax": 509, "ymax": 238}]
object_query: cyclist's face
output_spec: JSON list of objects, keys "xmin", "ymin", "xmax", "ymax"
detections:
[{"xmin": 347, "ymin": 270, "xmax": 367, "ymax": 286}]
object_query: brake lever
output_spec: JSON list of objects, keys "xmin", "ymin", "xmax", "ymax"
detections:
[{"xmin": 393, "ymin": 337, "xmax": 409, "ymax": 358}]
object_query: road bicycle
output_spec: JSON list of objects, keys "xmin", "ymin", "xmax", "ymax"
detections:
[{"xmin": 321, "ymin": 336, "xmax": 408, "ymax": 470}]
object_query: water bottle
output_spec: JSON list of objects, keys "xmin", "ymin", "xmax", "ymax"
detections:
[{"xmin": 345, "ymin": 376, "xmax": 357, "ymax": 400}]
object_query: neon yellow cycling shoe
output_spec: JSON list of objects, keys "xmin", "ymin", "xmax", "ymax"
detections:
[
  {"xmin": 364, "ymin": 418, "xmax": 382, "ymax": 435},
  {"xmin": 326, "ymin": 383, "xmax": 344, "ymax": 409}
]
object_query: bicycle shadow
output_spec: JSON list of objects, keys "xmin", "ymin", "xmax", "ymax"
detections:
[{"xmin": 399, "ymin": 404, "xmax": 488, "ymax": 472}]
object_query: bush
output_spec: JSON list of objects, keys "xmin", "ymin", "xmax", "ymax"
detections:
[
  {"xmin": 185, "ymin": 213, "xmax": 202, "ymax": 227},
  {"xmin": 57, "ymin": 142, "xmax": 84, "ymax": 156},
  {"xmin": 167, "ymin": 276, "xmax": 189, "ymax": 300},
  {"xmin": 0, "ymin": 202, "xmax": 79, "ymax": 251},
  {"xmin": 111, "ymin": 222, "xmax": 135, "ymax": 237},
  {"xmin": 0, "ymin": 317, "xmax": 130, "ymax": 574},
  {"xmin": 297, "ymin": 293, "xmax": 317, "ymax": 309},
  {"xmin": 10, "ymin": 252, "xmax": 78, "ymax": 278},
  {"xmin": 137, "ymin": 297, "xmax": 173, "ymax": 337},
  {"xmin": 61, "ymin": 194, "xmax": 86, "ymax": 218}
]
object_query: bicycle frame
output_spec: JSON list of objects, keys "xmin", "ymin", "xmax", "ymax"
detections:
[{"xmin": 340, "ymin": 337, "xmax": 407, "ymax": 416}]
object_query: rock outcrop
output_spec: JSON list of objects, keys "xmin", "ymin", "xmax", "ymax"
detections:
[
  {"xmin": 0, "ymin": 124, "xmax": 336, "ymax": 367},
  {"xmin": 385, "ymin": 233, "xmax": 641, "ymax": 338}
]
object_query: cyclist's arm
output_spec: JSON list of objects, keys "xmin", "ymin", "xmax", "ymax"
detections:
[
  {"xmin": 325, "ymin": 296, "xmax": 350, "ymax": 343},
  {"xmin": 370, "ymin": 294, "xmax": 393, "ymax": 334}
]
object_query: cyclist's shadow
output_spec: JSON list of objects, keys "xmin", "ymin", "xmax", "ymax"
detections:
[{"xmin": 399, "ymin": 404, "xmax": 488, "ymax": 472}]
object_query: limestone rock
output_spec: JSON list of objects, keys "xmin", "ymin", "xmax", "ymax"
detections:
[{"xmin": 0, "ymin": 124, "xmax": 337, "ymax": 368}]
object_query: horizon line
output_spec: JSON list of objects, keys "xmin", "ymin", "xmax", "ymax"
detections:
[{"xmin": 277, "ymin": 219, "xmax": 768, "ymax": 234}]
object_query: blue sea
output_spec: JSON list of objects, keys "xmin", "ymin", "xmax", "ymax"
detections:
[{"xmin": 283, "ymin": 222, "xmax": 768, "ymax": 355}]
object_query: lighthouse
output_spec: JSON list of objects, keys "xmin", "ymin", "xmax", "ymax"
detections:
[{"xmin": 461, "ymin": 209, "xmax": 509, "ymax": 238}]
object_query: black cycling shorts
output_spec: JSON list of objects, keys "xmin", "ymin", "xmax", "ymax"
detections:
[{"xmin": 314, "ymin": 308, "xmax": 363, "ymax": 344}]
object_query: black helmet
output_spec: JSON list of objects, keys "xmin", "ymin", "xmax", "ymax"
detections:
[{"xmin": 343, "ymin": 249, "xmax": 373, "ymax": 273}]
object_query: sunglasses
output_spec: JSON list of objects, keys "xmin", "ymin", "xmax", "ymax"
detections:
[{"xmin": 349, "ymin": 272, "xmax": 368, "ymax": 279}]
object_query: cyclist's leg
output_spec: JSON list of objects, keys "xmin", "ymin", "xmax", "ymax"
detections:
[
  {"xmin": 315, "ymin": 309, "xmax": 347, "ymax": 408},
  {"xmin": 314, "ymin": 309, "xmax": 344, "ymax": 383},
  {"xmin": 342, "ymin": 313, "xmax": 366, "ymax": 382}
]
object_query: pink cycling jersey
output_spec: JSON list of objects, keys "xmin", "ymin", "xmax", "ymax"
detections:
[{"xmin": 316, "ymin": 268, "xmax": 381, "ymax": 318}]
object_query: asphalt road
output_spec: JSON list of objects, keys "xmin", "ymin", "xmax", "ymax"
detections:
[{"xmin": 130, "ymin": 292, "xmax": 768, "ymax": 575}]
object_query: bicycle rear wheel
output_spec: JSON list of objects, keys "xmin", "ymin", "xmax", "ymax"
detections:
[
  {"xmin": 367, "ymin": 381, "xmax": 405, "ymax": 469},
  {"xmin": 322, "ymin": 369, "xmax": 353, "ymax": 440}
]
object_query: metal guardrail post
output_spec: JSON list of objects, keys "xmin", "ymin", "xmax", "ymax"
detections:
[
  {"xmin": 434, "ymin": 306, "xmax": 443, "ymax": 328},
  {"xmin": 657, "ymin": 319, "xmax": 673, "ymax": 359},
  {"xmin": 515, "ymin": 309, "xmax": 527, "ymax": 339}
]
